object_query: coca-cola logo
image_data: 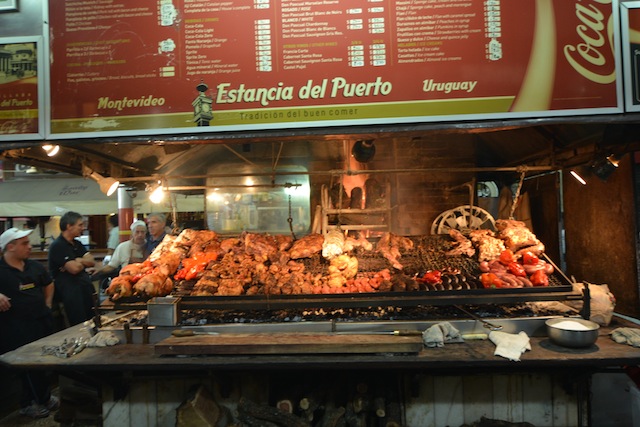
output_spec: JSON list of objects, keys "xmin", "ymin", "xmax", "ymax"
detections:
[{"xmin": 563, "ymin": 0, "xmax": 615, "ymax": 84}]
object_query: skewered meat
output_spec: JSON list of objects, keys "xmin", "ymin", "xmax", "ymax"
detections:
[
  {"xmin": 105, "ymin": 275, "xmax": 133, "ymax": 300},
  {"xmin": 220, "ymin": 237, "xmax": 241, "ymax": 253},
  {"xmin": 376, "ymin": 232, "xmax": 414, "ymax": 270},
  {"xmin": 133, "ymin": 272, "xmax": 173, "ymax": 297},
  {"xmin": 495, "ymin": 219, "xmax": 540, "ymax": 251},
  {"xmin": 244, "ymin": 232, "xmax": 279, "ymax": 262},
  {"xmin": 322, "ymin": 229, "xmax": 345, "ymax": 260},
  {"xmin": 446, "ymin": 229, "xmax": 475, "ymax": 257},
  {"xmin": 289, "ymin": 233, "xmax": 324, "ymax": 259},
  {"xmin": 469, "ymin": 230, "xmax": 506, "ymax": 262},
  {"xmin": 344, "ymin": 232, "xmax": 373, "ymax": 252}
]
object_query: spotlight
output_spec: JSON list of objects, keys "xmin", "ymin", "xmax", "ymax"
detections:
[
  {"xmin": 591, "ymin": 154, "xmax": 619, "ymax": 181},
  {"xmin": 42, "ymin": 144, "xmax": 60, "ymax": 157},
  {"xmin": 351, "ymin": 140, "xmax": 376, "ymax": 163},
  {"xmin": 82, "ymin": 165, "xmax": 120, "ymax": 196},
  {"xmin": 569, "ymin": 170, "xmax": 587, "ymax": 185}
]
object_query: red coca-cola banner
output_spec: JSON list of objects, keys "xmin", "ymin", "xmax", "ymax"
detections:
[{"xmin": 47, "ymin": 0, "xmax": 622, "ymax": 138}]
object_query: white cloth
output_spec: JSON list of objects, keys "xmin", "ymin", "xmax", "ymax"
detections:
[
  {"xmin": 422, "ymin": 322, "xmax": 463, "ymax": 348},
  {"xmin": 86, "ymin": 331, "xmax": 120, "ymax": 347},
  {"xmin": 108, "ymin": 240, "xmax": 145, "ymax": 269},
  {"xmin": 489, "ymin": 331, "xmax": 531, "ymax": 361},
  {"xmin": 611, "ymin": 328, "xmax": 640, "ymax": 347}
]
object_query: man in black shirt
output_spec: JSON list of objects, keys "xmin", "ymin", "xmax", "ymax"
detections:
[
  {"xmin": 0, "ymin": 227, "xmax": 59, "ymax": 418},
  {"xmin": 48, "ymin": 211, "xmax": 96, "ymax": 326}
]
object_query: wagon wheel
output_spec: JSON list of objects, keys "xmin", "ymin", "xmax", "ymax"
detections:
[{"xmin": 435, "ymin": 205, "xmax": 496, "ymax": 235}]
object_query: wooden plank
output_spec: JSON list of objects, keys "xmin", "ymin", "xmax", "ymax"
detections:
[
  {"xmin": 154, "ymin": 333, "xmax": 423, "ymax": 355},
  {"xmin": 433, "ymin": 376, "xmax": 464, "ymax": 427},
  {"xmin": 492, "ymin": 374, "xmax": 524, "ymax": 422},
  {"xmin": 404, "ymin": 374, "xmax": 436, "ymax": 427},
  {"xmin": 463, "ymin": 375, "xmax": 493, "ymax": 423},
  {"xmin": 522, "ymin": 374, "xmax": 552, "ymax": 426}
]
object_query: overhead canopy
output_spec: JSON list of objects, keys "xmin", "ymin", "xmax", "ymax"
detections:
[{"xmin": 0, "ymin": 178, "xmax": 204, "ymax": 217}]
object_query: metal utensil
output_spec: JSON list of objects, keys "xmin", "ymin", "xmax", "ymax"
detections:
[
  {"xmin": 455, "ymin": 306, "xmax": 503, "ymax": 331},
  {"xmin": 335, "ymin": 330, "xmax": 423, "ymax": 336},
  {"xmin": 171, "ymin": 329, "xmax": 220, "ymax": 337}
]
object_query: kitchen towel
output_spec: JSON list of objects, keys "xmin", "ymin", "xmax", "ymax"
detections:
[
  {"xmin": 422, "ymin": 322, "xmax": 463, "ymax": 348},
  {"xmin": 611, "ymin": 327, "xmax": 640, "ymax": 347},
  {"xmin": 489, "ymin": 330, "xmax": 531, "ymax": 361}
]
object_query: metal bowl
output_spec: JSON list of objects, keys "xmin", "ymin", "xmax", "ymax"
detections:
[{"xmin": 545, "ymin": 318, "xmax": 600, "ymax": 348}]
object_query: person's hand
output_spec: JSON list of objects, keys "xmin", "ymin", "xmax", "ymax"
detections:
[
  {"xmin": 0, "ymin": 293, "xmax": 11, "ymax": 312},
  {"xmin": 86, "ymin": 267, "xmax": 97, "ymax": 275}
]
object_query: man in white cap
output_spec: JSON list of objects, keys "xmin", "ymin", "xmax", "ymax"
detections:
[
  {"xmin": 92, "ymin": 219, "xmax": 147, "ymax": 279},
  {"xmin": 0, "ymin": 228, "xmax": 59, "ymax": 419}
]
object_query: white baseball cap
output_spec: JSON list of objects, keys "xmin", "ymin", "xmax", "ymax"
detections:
[{"xmin": 0, "ymin": 228, "xmax": 34, "ymax": 251}]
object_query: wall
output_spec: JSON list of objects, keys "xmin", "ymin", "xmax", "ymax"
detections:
[
  {"xmin": 563, "ymin": 155, "xmax": 639, "ymax": 317},
  {"xmin": 308, "ymin": 134, "xmax": 476, "ymax": 236}
]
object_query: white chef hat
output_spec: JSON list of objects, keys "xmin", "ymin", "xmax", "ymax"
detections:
[{"xmin": 130, "ymin": 220, "xmax": 147, "ymax": 232}]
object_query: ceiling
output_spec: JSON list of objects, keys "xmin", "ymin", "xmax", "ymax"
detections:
[{"xmin": 2, "ymin": 113, "xmax": 640, "ymax": 191}]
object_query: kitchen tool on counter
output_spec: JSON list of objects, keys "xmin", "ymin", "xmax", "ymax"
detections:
[
  {"xmin": 335, "ymin": 330, "xmax": 423, "ymax": 336},
  {"xmin": 455, "ymin": 305, "xmax": 503, "ymax": 331},
  {"xmin": 171, "ymin": 329, "xmax": 220, "ymax": 337}
]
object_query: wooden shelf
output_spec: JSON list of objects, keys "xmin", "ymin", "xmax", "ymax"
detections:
[{"xmin": 320, "ymin": 183, "xmax": 393, "ymax": 234}]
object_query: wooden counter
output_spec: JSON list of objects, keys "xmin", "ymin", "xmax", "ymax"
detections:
[{"xmin": 2, "ymin": 316, "xmax": 640, "ymax": 373}]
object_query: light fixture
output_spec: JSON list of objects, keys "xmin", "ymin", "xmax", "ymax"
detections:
[
  {"xmin": 82, "ymin": 164, "xmax": 120, "ymax": 196},
  {"xmin": 591, "ymin": 154, "xmax": 619, "ymax": 181},
  {"xmin": 42, "ymin": 144, "xmax": 60, "ymax": 157},
  {"xmin": 569, "ymin": 169, "xmax": 587, "ymax": 185},
  {"xmin": 147, "ymin": 181, "xmax": 166, "ymax": 204}
]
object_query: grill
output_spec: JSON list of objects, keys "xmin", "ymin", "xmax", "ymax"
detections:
[{"xmin": 102, "ymin": 234, "xmax": 582, "ymax": 323}]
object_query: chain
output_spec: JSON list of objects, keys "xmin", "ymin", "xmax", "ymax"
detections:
[
  {"xmin": 287, "ymin": 193, "xmax": 297, "ymax": 240},
  {"xmin": 509, "ymin": 168, "xmax": 527, "ymax": 220}
]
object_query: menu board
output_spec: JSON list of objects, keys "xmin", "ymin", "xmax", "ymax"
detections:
[
  {"xmin": 622, "ymin": 1, "xmax": 640, "ymax": 112},
  {"xmin": 0, "ymin": 37, "xmax": 43, "ymax": 139},
  {"xmin": 47, "ymin": 0, "xmax": 622, "ymax": 137}
]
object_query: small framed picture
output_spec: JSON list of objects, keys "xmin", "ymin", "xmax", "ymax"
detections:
[{"xmin": 0, "ymin": 0, "xmax": 17, "ymax": 12}]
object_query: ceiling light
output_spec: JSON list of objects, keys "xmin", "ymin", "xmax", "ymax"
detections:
[
  {"xmin": 82, "ymin": 165, "xmax": 120, "ymax": 196},
  {"xmin": 148, "ymin": 181, "xmax": 166, "ymax": 204},
  {"xmin": 42, "ymin": 144, "xmax": 60, "ymax": 157},
  {"xmin": 569, "ymin": 170, "xmax": 587, "ymax": 185}
]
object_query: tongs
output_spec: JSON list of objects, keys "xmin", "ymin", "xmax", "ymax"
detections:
[{"xmin": 455, "ymin": 305, "xmax": 503, "ymax": 331}]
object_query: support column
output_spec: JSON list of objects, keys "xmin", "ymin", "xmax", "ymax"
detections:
[{"xmin": 117, "ymin": 187, "xmax": 134, "ymax": 243}]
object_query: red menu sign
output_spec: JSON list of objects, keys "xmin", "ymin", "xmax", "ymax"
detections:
[{"xmin": 48, "ymin": 0, "xmax": 621, "ymax": 137}]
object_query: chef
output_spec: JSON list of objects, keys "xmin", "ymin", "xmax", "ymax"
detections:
[
  {"xmin": 93, "ymin": 220, "xmax": 147, "ymax": 280},
  {"xmin": 0, "ymin": 227, "xmax": 59, "ymax": 419}
]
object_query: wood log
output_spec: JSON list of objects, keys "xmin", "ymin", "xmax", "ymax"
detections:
[
  {"xmin": 299, "ymin": 395, "xmax": 321, "ymax": 422},
  {"xmin": 384, "ymin": 402, "xmax": 401, "ymax": 427},
  {"xmin": 344, "ymin": 402, "xmax": 367, "ymax": 427},
  {"xmin": 237, "ymin": 412, "xmax": 279, "ymax": 427},
  {"xmin": 238, "ymin": 397, "xmax": 311, "ymax": 427},
  {"xmin": 277, "ymin": 399, "xmax": 293, "ymax": 414},
  {"xmin": 373, "ymin": 397, "xmax": 386, "ymax": 418},
  {"xmin": 317, "ymin": 406, "xmax": 346, "ymax": 427},
  {"xmin": 176, "ymin": 385, "xmax": 223, "ymax": 427}
]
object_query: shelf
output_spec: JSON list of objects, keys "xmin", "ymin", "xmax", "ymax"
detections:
[{"xmin": 320, "ymin": 183, "xmax": 393, "ymax": 234}]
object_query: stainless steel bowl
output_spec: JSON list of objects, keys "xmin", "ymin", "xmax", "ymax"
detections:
[{"xmin": 545, "ymin": 318, "xmax": 600, "ymax": 348}]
